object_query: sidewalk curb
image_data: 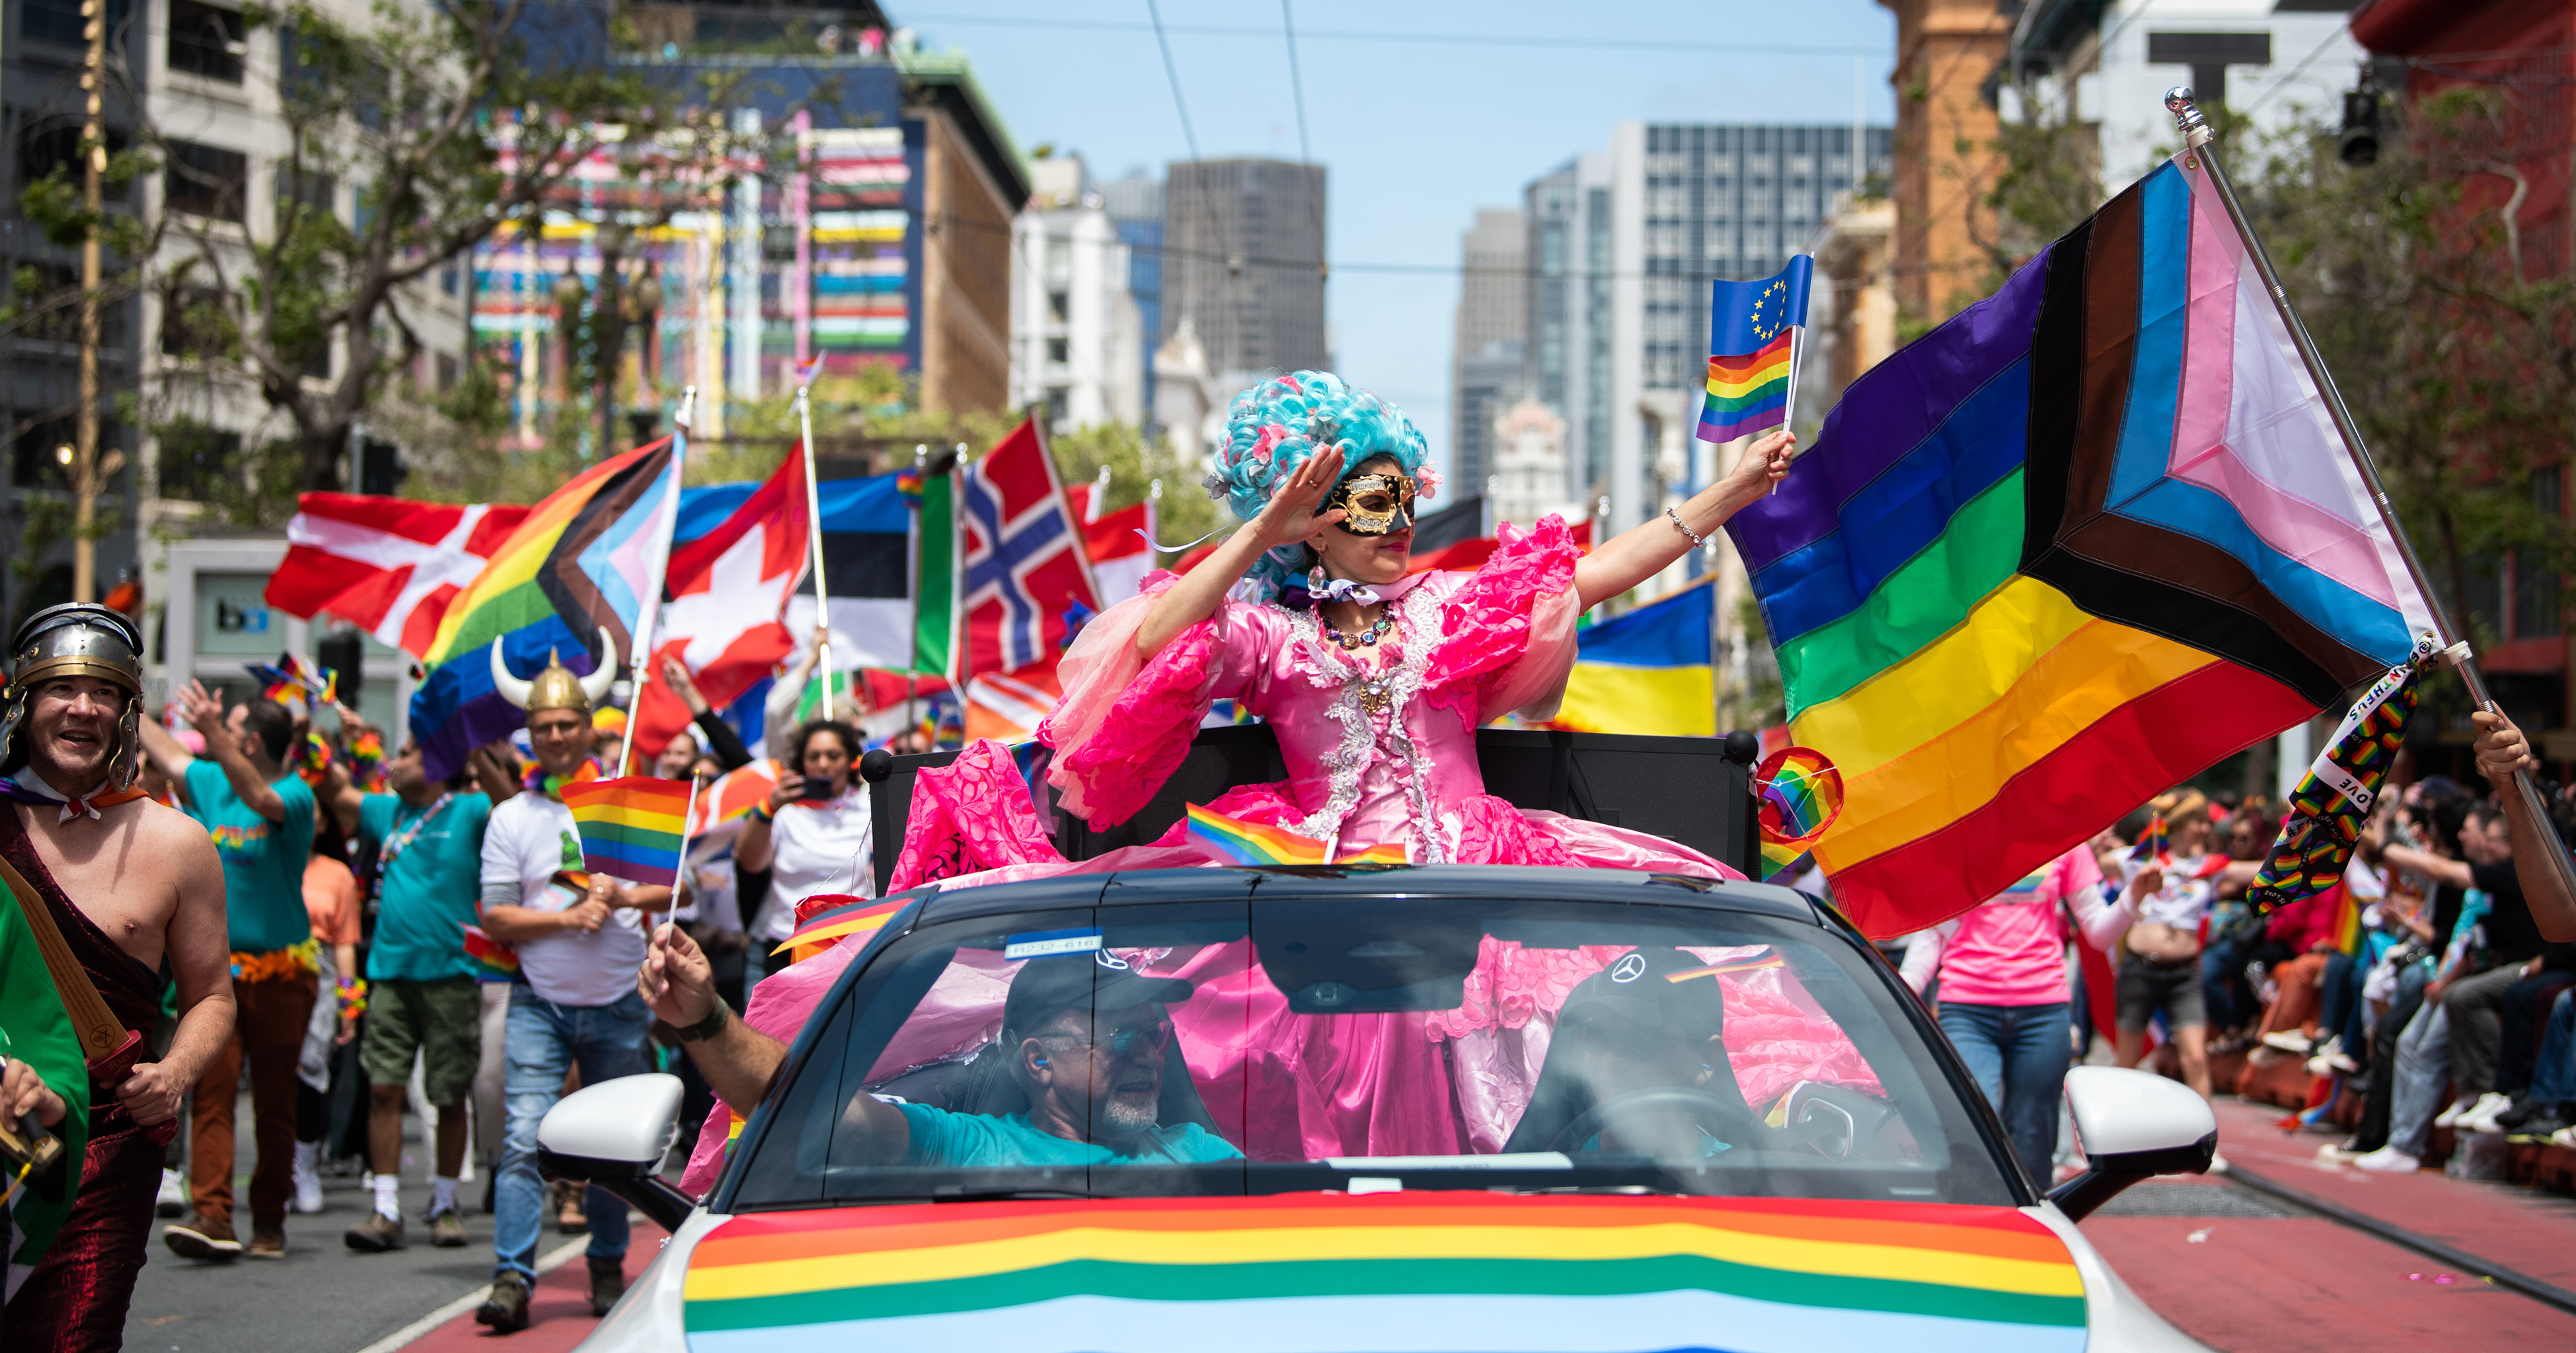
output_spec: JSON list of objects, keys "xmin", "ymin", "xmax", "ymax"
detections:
[{"xmin": 349, "ymin": 1235, "xmax": 591, "ymax": 1353}]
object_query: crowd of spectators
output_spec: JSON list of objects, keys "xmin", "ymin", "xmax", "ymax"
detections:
[{"xmin": 1901, "ymin": 714, "xmax": 2576, "ymax": 1182}]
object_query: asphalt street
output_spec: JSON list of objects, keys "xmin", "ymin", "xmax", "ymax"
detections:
[{"xmin": 122, "ymin": 1094, "xmax": 585, "ymax": 1353}]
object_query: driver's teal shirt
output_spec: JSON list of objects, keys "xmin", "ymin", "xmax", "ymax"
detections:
[{"xmin": 898, "ymin": 1105, "xmax": 1245, "ymax": 1168}]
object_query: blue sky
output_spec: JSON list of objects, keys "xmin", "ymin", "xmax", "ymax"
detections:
[{"xmin": 901, "ymin": 1, "xmax": 1900, "ymax": 479}]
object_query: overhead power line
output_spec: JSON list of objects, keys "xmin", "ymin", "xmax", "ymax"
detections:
[{"xmin": 905, "ymin": 10, "xmax": 1892, "ymax": 59}]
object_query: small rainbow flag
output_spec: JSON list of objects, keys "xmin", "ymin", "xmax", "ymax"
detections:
[
  {"xmin": 1696, "ymin": 256, "xmax": 1813, "ymax": 444},
  {"xmin": 247, "ymin": 651, "xmax": 337, "ymax": 716},
  {"xmin": 1753, "ymin": 746, "xmax": 1842, "ymax": 882},
  {"xmin": 772, "ymin": 896, "xmax": 907, "ymax": 958},
  {"xmin": 560, "ymin": 775, "xmax": 695, "ymax": 887},
  {"xmin": 2128, "ymin": 814, "xmax": 2169, "ymax": 866},
  {"xmin": 1185, "ymin": 804, "xmax": 1408, "ymax": 867}
]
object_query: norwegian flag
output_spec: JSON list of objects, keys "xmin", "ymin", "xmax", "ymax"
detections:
[
  {"xmin": 266, "ymin": 495, "xmax": 532, "ymax": 660},
  {"xmin": 957, "ymin": 419, "xmax": 1100, "ymax": 681},
  {"xmin": 630, "ymin": 445, "xmax": 814, "ymax": 757}
]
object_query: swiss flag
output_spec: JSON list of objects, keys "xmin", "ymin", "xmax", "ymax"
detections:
[
  {"xmin": 266, "ymin": 495, "xmax": 531, "ymax": 659},
  {"xmin": 631, "ymin": 447, "xmax": 814, "ymax": 758}
]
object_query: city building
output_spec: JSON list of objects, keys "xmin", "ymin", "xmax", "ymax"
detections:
[
  {"xmin": 1487, "ymin": 397, "xmax": 1585, "ymax": 533},
  {"xmin": 1010, "ymin": 154, "xmax": 1144, "ymax": 432},
  {"xmin": 1152, "ymin": 316, "xmax": 1223, "ymax": 464},
  {"xmin": 1451, "ymin": 208, "xmax": 1525, "ymax": 490},
  {"xmin": 2005, "ymin": 0, "xmax": 2370, "ymax": 198},
  {"xmin": 1098, "ymin": 170, "xmax": 1164, "ymax": 426},
  {"xmin": 1519, "ymin": 122, "xmax": 1893, "ymax": 559},
  {"xmin": 1160, "ymin": 157, "xmax": 1328, "ymax": 388},
  {"xmin": 1878, "ymin": 0, "xmax": 2012, "ymax": 324},
  {"xmin": 468, "ymin": 12, "xmax": 1027, "ymax": 445},
  {"xmin": 1808, "ymin": 191, "xmax": 1897, "ymax": 417}
]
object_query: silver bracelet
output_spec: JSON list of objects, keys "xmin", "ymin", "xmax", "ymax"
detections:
[{"xmin": 1665, "ymin": 507, "xmax": 1706, "ymax": 549}]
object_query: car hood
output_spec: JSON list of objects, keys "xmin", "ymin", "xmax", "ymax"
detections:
[{"xmin": 679, "ymin": 1192, "xmax": 2090, "ymax": 1352}]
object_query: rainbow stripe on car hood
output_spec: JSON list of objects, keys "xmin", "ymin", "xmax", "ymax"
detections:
[{"xmin": 681, "ymin": 1192, "xmax": 2088, "ymax": 1352}]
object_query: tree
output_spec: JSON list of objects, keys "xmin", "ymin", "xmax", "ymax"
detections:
[{"xmin": 149, "ymin": 0, "xmax": 761, "ymax": 496}]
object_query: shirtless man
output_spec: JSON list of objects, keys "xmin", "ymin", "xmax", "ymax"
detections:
[{"xmin": 0, "ymin": 605, "xmax": 231, "ymax": 1347}]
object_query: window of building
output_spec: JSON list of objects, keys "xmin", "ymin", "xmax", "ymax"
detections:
[
  {"xmin": 1045, "ymin": 336, "xmax": 1069, "ymax": 365},
  {"xmin": 436, "ymin": 352, "xmax": 459, "ymax": 391},
  {"xmin": 157, "ymin": 422, "xmax": 241, "ymax": 500},
  {"xmin": 2513, "ymin": 467, "xmax": 2563, "ymax": 640},
  {"xmin": 169, "ymin": 0, "xmax": 247, "ymax": 82},
  {"xmin": 1047, "ymin": 290, "xmax": 1069, "ymax": 323},
  {"xmin": 165, "ymin": 141, "xmax": 248, "ymax": 221},
  {"xmin": 160, "ymin": 286, "xmax": 230, "ymax": 357},
  {"xmin": 21, "ymin": 0, "xmax": 124, "ymax": 49},
  {"xmin": 1043, "ymin": 386, "xmax": 1069, "ymax": 427},
  {"xmin": 276, "ymin": 163, "xmax": 336, "ymax": 219},
  {"xmin": 9, "ymin": 412, "xmax": 75, "ymax": 489}
]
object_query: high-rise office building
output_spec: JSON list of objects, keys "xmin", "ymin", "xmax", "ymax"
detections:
[
  {"xmin": 1451, "ymin": 208, "xmax": 1526, "ymax": 492},
  {"xmin": 1099, "ymin": 171, "xmax": 1165, "ymax": 426},
  {"xmin": 1522, "ymin": 124, "xmax": 1892, "ymax": 539},
  {"xmin": 1162, "ymin": 159, "xmax": 1328, "ymax": 386}
]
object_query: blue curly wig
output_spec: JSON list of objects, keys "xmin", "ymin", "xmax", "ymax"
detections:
[{"xmin": 1206, "ymin": 371, "xmax": 1433, "ymax": 599}]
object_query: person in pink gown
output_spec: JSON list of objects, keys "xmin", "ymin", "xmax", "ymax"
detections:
[{"xmin": 674, "ymin": 371, "xmax": 1799, "ymax": 1190}]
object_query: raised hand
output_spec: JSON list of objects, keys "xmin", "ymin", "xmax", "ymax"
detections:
[{"xmin": 1248, "ymin": 445, "xmax": 1348, "ymax": 552}]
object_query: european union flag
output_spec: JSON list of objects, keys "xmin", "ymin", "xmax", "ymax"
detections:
[{"xmin": 1698, "ymin": 256, "xmax": 1815, "ymax": 444}]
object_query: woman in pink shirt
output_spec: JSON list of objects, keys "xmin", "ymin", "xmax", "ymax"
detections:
[{"xmin": 1902, "ymin": 845, "xmax": 2133, "ymax": 1182}]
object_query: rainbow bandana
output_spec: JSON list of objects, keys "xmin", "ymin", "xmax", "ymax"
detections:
[
  {"xmin": 1185, "ymin": 804, "xmax": 1408, "ymax": 867},
  {"xmin": 679, "ymin": 1192, "xmax": 2088, "ymax": 1352}
]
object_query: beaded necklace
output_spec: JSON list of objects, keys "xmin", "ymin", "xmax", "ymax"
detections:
[{"xmin": 1318, "ymin": 606, "xmax": 1397, "ymax": 650}]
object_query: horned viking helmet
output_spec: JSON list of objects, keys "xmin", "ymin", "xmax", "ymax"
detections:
[
  {"xmin": 489, "ymin": 627, "xmax": 617, "ymax": 718},
  {"xmin": 1, "ymin": 602, "xmax": 148, "ymax": 791}
]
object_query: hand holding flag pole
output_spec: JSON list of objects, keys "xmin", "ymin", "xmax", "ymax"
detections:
[
  {"xmin": 794, "ymin": 380, "xmax": 835, "ymax": 718},
  {"xmin": 2168, "ymin": 87, "xmax": 2576, "ymax": 916}
]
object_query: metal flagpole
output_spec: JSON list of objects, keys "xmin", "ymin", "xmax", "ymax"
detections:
[
  {"xmin": 617, "ymin": 387, "xmax": 693, "ymax": 778},
  {"xmin": 2165, "ymin": 87, "xmax": 2576, "ymax": 904},
  {"xmin": 795, "ymin": 383, "xmax": 835, "ymax": 718},
  {"xmin": 673, "ymin": 772, "xmax": 702, "ymax": 909}
]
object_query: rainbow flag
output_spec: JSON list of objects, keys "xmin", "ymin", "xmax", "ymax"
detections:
[
  {"xmin": 1665, "ymin": 951, "xmax": 1787, "ymax": 983},
  {"xmin": 1753, "ymin": 747, "xmax": 1841, "ymax": 882},
  {"xmin": 560, "ymin": 776, "xmax": 695, "ymax": 887},
  {"xmin": 406, "ymin": 434, "xmax": 683, "ymax": 781},
  {"xmin": 1185, "ymin": 804, "xmax": 1407, "ymax": 867},
  {"xmin": 2127, "ymin": 814, "xmax": 2169, "ymax": 866},
  {"xmin": 677, "ymin": 1193, "xmax": 2088, "ymax": 1349},
  {"xmin": 771, "ymin": 896, "xmax": 907, "ymax": 957},
  {"xmin": 1696, "ymin": 256, "xmax": 1813, "ymax": 444},
  {"xmin": 1721, "ymin": 155, "xmax": 2436, "ymax": 938},
  {"xmin": 1552, "ymin": 580, "xmax": 1715, "ymax": 737}
]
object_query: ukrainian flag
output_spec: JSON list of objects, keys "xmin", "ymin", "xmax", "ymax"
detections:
[{"xmin": 1554, "ymin": 580, "xmax": 1716, "ymax": 736}]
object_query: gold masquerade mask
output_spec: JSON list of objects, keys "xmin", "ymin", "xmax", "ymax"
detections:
[{"xmin": 1325, "ymin": 471, "xmax": 1417, "ymax": 536}]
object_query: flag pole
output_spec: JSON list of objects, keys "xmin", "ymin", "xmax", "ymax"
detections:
[
  {"xmin": 2165, "ymin": 87, "xmax": 2576, "ymax": 902},
  {"xmin": 673, "ymin": 771, "xmax": 701, "ymax": 909},
  {"xmin": 795, "ymin": 381, "xmax": 835, "ymax": 718},
  {"xmin": 617, "ymin": 387, "xmax": 692, "ymax": 778}
]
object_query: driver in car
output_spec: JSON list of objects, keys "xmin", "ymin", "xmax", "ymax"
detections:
[
  {"xmin": 638, "ymin": 926, "xmax": 1242, "ymax": 1166},
  {"xmin": 1542, "ymin": 947, "xmax": 1741, "ymax": 1157}
]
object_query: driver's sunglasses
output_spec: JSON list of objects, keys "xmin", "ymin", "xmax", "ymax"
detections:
[{"xmin": 1044, "ymin": 1017, "xmax": 1172, "ymax": 1058}]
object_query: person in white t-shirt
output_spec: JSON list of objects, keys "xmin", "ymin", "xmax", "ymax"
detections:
[
  {"xmin": 469, "ymin": 645, "xmax": 671, "ymax": 1333},
  {"xmin": 2110, "ymin": 789, "xmax": 2259, "ymax": 1101},
  {"xmin": 734, "ymin": 718, "xmax": 874, "ymax": 976}
]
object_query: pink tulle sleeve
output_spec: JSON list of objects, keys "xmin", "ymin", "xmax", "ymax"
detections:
[
  {"xmin": 1424, "ymin": 515, "xmax": 1583, "ymax": 730},
  {"xmin": 1040, "ymin": 571, "xmax": 1269, "ymax": 828}
]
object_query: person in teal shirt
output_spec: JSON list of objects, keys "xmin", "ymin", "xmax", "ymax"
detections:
[
  {"xmin": 319, "ymin": 726, "xmax": 501, "ymax": 1251},
  {"xmin": 137, "ymin": 684, "xmax": 319, "ymax": 1259}
]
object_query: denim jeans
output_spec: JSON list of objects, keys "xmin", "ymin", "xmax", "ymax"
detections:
[
  {"xmin": 2532, "ymin": 990, "xmax": 2576, "ymax": 1104},
  {"xmin": 1939, "ymin": 1001, "xmax": 2072, "ymax": 1184},
  {"xmin": 2388, "ymin": 999, "xmax": 2452, "ymax": 1157},
  {"xmin": 494, "ymin": 985, "xmax": 652, "ymax": 1280}
]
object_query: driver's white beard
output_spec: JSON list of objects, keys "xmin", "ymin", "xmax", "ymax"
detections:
[{"xmin": 1097, "ymin": 1096, "xmax": 1160, "ymax": 1138}]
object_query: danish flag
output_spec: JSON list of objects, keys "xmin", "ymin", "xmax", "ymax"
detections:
[
  {"xmin": 266, "ymin": 495, "xmax": 531, "ymax": 660},
  {"xmin": 957, "ymin": 419, "xmax": 1099, "ymax": 681}
]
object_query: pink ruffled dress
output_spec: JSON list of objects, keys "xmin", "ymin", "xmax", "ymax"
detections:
[{"xmin": 677, "ymin": 518, "xmax": 1757, "ymax": 1191}]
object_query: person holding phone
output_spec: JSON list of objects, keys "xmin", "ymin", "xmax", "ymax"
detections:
[{"xmin": 733, "ymin": 719, "xmax": 872, "ymax": 975}]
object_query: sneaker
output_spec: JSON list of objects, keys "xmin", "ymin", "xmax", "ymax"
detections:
[
  {"xmin": 428, "ymin": 1207, "xmax": 469, "ymax": 1249},
  {"xmin": 163, "ymin": 1212, "xmax": 243, "ymax": 1261},
  {"xmin": 2554, "ymin": 1126, "xmax": 2576, "ymax": 1149},
  {"xmin": 2457, "ymin": 1092, "xmax": 2515, "ymax": 1134},
  {"xmin": 2495, "ymin": 1097, "xmax": 2548, "ymax": 1130},
  {"xmin": 2317, "ymin": 1141, "xmax": 2370, "ymax": 1164},
  {"xmin": 587, "ymin": 1255, "xmax": 628, "ymax": 1317},
  {"xmin": 475, "ymin": 1272, "xmax": 533, "ymax": 1333},
  {"xmin": 344, "ymin": 1210, "xmax": 407, "ymax": 1253},
  {"xmin": 155, "ymin": 1169, "xmax": 187, "ymax": 1219},
  {"xmin": 291, "ymin": 1153, "xmax": 324, "ymax": 1216},
  {"xmin": 2261, "ymin": 1029, "xmax": 2316, "ymax": 1054},
  {"xmin": 2353, "ymin": 1145, "xmax": 2422, "ymax": 1173},
  {"xmin": 246, "ymin": 1223, "xmax": 287, "ymax": 1259},
  {"xmin": 2433, "ymin": 1098, "xmax": 2475, "ymax": 1128},
  {"xmin": 2207, "ymin": 1149, "xmax": 2230, "ymax": 1173}
]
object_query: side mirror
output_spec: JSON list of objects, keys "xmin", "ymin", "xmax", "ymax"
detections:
[
  {"xmin": 2046, "ymin": 1065, "xmax": 2218, "ymax": 1221},
  {"xmin": 537, "ymin": 1073, "xmax": 697, "ymax": 1232}
]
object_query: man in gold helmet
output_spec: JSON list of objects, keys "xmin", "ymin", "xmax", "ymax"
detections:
[
  {"xmin": 3, "ymin": 604, "xmax": 233, "ymax": 1343},
  {"xmin": 471, "ymin": 633, "xmax": 671, "ymax": 1332}
]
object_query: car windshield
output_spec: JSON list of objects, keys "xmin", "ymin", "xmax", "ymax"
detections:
[{"xmin": 725, "ymin": 885, "xmax": 2018, "ymax": 1210}]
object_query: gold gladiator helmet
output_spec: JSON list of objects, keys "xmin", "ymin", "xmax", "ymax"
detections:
[
  {"xmin": 489, "ymin": 627, "xmax": 619, "ymax": 718},
  {"xmin": 1, "ymin": 602, "xmax": 148, "ymax": 790}
]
